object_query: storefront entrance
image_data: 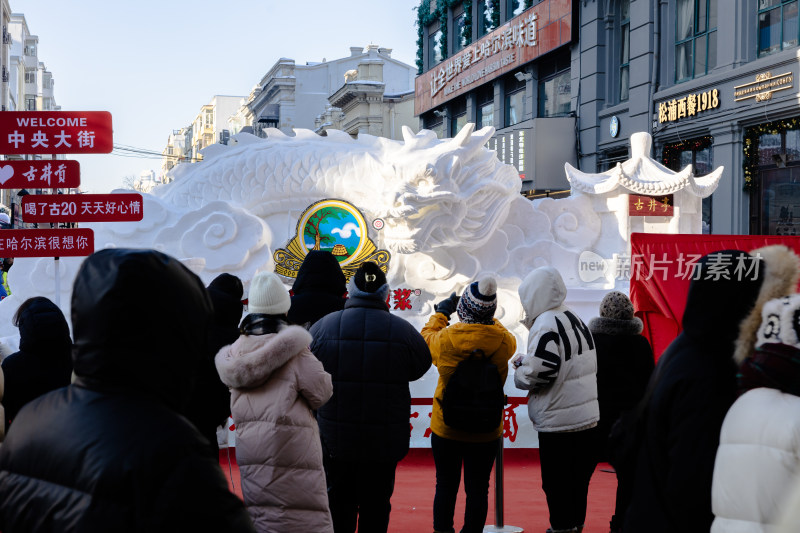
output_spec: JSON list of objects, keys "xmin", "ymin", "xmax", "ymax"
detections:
[{"xmin": 754, "ymin": 167, "xmax": 800, "ymax": 235}]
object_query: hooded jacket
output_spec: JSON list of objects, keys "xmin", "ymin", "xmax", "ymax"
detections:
[
  {"xmin": 309, "ymin": 283, "xmax": 432, "ymax": 463},
  {"xmin": 514, "ymin": 267, "xmax": 599, "ymax": 432},
  {"xmin": 216, "ymin": 324, "xmax": 333, "ymax": 533},
  {"xmin": 0, "ymin": 249, "xmax": 254, "ymax": 533},
  {"xmin": 1, "ymin": 297, "xmax": 72, "ymax": 431},
  {"xmin": 184, "ymin": 273, "xmax": 244, "ymax": 457},
  {"xmin": 288, "ymin": 250, "xmax": 347, "ymax": 328},
  {"xmin": 422, "ymin": 312, "xmax": 516, "ymax": 442},
  {"xmin": 626, "ymin": 246, "xmax": 800, "ymax": 533}
]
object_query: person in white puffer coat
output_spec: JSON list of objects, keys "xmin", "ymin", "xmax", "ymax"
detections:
[
  {"xmin": 514, "ymin": 266, "xmax": 599, "ymax": 533},
  {"xmin": 711, "ymin": 293, "xmax": 800, "ymax": 533},
  {"xmin": 215, "ymin": 272, "xmax": 334, "ymax": 533}
]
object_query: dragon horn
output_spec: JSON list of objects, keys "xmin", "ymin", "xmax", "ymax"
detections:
[
  {"xmin": 401, "ymin": 125, "xmax": 416, "ymax": 143},
  {"xmin": 400, "ymin": 128, "xmax": 440, "ymax": 151},
  {"xmin": 458, "ymin": 125, "xmax": 495, "ymax": 157},
  {"xmin": 450, "ymin": 123, "xmax": 476, "ymax": 148}
]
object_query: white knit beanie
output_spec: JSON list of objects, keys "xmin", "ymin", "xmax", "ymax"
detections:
[{"xmin": 248, "ymin": 272, "xmax": 290, "ymax": 315}]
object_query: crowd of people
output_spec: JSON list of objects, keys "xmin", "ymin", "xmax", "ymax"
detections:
[{"xmin": 0, "ymin": 246, "xmax": 798, "ymax": 533}]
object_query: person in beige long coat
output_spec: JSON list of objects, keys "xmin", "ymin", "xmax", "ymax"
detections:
[{"xmin": 215, "ymin": 272, "xmax": 334, "ymax": 533}]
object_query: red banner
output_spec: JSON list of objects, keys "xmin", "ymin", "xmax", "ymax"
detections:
[
  {"xmin": 0, "ymin": 228, "xmax": 94, "ymax": 257},
  {"xmin": 0, "ymin": 160, "xmax": 80, "ymax": 189},
  {"xmin": 21, "ymin": 193, "xmax": 143, "ymax": 222},
  {"xmin": 629, "ymin": 232, "xmax": 800, "ymax": 359},
  {"xmin": 0, "ymin": 111, "xmax": 113, "ymax": 154},
  {"xmin": 629, "ymin": 194, "xmax": 674, "ymax": 216}
]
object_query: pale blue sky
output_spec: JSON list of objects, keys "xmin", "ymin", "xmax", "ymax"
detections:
[{"xmin": 11, "ymin": 0, "xmax": 421, "ymax": 192}]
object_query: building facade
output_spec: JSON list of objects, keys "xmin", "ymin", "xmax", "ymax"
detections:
[
  {"xmin": 416, "ymin": 0, "xmax": 578, "ymax": 197},
  {"xmin": 3, "ymin": 11, "xmax": 63, "ymax": 225},
  {"xmin": 417, "ymin": 0, "xmax": 800, "ymax": 235},
  {"xmin": 187, "ymin": 95, "xmax": 244, "ymax": 163},
  {"xmin": 241, "ymin": 45, "xmax": 416, "ymax": 138},
  {"xmin": 1, "ymin": 0, "xmax": 10, "ymax": 113},
  {"xmin": 314, "ymin": 47, "xmax": 417, "ymax": 139},
  {"xmin": 159, "ymin": 128, "xmax": 189, "ymax": 182}
]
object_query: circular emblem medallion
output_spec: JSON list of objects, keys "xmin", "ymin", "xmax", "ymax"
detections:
[
  {"xmin": 610, "ymin": 116, "xmax": 620, "ymax": 138},
  {"xmin": 298, "ymin": 199, "xmax": 368, "ymax": 266}
]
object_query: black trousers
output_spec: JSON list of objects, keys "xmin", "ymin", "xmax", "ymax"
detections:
[
  {"xmin": 324, "ymin": 456, "xmax": 398, "ymax": 533},
  {"xmin": 431, "ymin": 433, "xmax": 499, "ymax": 533},
  {"xmin": 538, "ymin": 427, "xmax": 599, "ymax": 531}
]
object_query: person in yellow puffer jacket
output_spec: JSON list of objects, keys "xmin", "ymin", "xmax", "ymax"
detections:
[{"xmin": 421, "ymin": 276, "xmax": 516, "ymax": 533}]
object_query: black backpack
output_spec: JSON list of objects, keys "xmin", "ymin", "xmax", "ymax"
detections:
[{"xmin": 441, "ymin": 349, "xmax": 506, "ymax": 433}]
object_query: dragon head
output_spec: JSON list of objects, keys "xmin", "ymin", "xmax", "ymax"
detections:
[{"xmin": 369, "ymin": 124, "xmax": 521, "ymax": 254}]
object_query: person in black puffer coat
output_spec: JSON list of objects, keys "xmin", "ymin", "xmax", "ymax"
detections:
[
  {"xmin": 0, "ymin": 249, "xmax": 255, "ymax": 533},
  {"xmin": 1, "ymin": 296, "xmax": 72, "ymax": 432},
  {"xmin": 288, "ymin": 250, "xmax": 347, "ymax": 328},
  {"xmin": 309, "ymin": 261, "xmax": 432, "ymax": 533},
  {"xmin": 184, "ymin": 273, "xmax": 244, "ymax": 459},
  {"xmin": 625, "ymin": 246, "xmax": 800, "ymax": 533},
  {"xmin": 588, "ymin": 290, "xmax": 654, "ymax": 533}
]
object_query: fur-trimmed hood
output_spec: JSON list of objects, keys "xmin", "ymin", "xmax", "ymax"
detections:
[
  {"xmin": 589, "ymin": 315, "xmax": 643, "ymax": 336},
  {"xmin": 215, "ymin": 325, "xmax": 313, "ymax": 389},
  {"xmin": 734, "ymin": 245, "xmax": 800, "ymax": 365}
]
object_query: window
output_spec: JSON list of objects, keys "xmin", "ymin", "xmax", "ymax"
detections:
[
  {"xmin": 599, "ymin": 148, "xmax": 628, "ymax": 172},
  {"xmin": 429, "ymin": 27, "xmax": 444, "ymax": 66},
  {"xmin": 675, "ymin": 0, "xmax": 717, "ymax": 82},
  {"xmin": 620, "ymin": 0, "xmax": 631, "ymax": 101},
  {"xmin": 24, "ymin": 69, "xmax": 35, "ymax": 84},
  {"xmin": 663, "ymin": 137, "xmax": 713, "ymax": 233},
  {"xmin": 23, "ymin": 43, "xmax": 35, "ymax": 56},
  {"xmin": 758, "ymin": 0, "xmax": 799, "ymax": 56},
  {"xmin": 505, "ymin": 74, "xmax": 526, "ymax": 126},
  {"xmin": 479, "ymin": 0, "xmax": 498, "ymax": 37},
  {"xmin": 507, "ymin": 0, "xmax": 527, "ymax": 19},
  {"xmin": 453, "ymin": 9, "xmax": 468, "ymax": 53},
  {"xmin": 450, "ymin": 98, "xmax": 468, "ymax": 137},
  {"xmin": 25, "ymin": 97, "xmax": 35, "ymax": 111},
  {"xmin": 426, "ymin": 112, "xmax": 445, "ymax": 139},
  {"xmin": 538, "ymin": 52, "xmax": 571, "ymax": 117},
  {"xmin": 477, "ymin": 86, "xmax": 495, "ymax": 129}
]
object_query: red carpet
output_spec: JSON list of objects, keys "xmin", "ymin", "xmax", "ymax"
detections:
[{"xmin": 220, "ymin": 448, "xmax": 617, "ymax": 533}]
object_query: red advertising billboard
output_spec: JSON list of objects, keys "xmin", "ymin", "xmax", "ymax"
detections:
[
  {"xmin": 0, "ymin": 111, "xmax": 113, "ymax": 154},
  {"xmin": 0, "ymin": 160, "xmax": 80, "ymax": 189},
  {"xmin": 414, "ymin": 0, "xmax": 573, "ymax": 115},
  {"xmin": 21, "ymin": 193, "xmax": 143, "ymax": 223},
  {"xmin": 0, "ymin": 228, "xmax": 93, "ymax": 257}
]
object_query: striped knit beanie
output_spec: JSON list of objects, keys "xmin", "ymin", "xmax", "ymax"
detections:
[{"xmin": 457, "ymin": 276, "xmax": 497, "ymax": 325}]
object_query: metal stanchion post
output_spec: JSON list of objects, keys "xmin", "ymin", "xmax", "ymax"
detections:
[{"xmin": 484, "ymin": 438, "xmax": 523, "ymax": 532}]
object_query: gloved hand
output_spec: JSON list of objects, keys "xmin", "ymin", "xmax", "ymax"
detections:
[{"xmin": 434, "ymin": 292, "xmax": 459, "ymax": 319}]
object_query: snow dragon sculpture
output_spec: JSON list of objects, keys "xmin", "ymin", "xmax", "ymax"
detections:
[
  {"xmin": 0, "ymin": 124, "xmax": 601, "ymax": 341},
  {"xmin": 0, "ymin": 126, "xmax": 721, "ymax": 448}
]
